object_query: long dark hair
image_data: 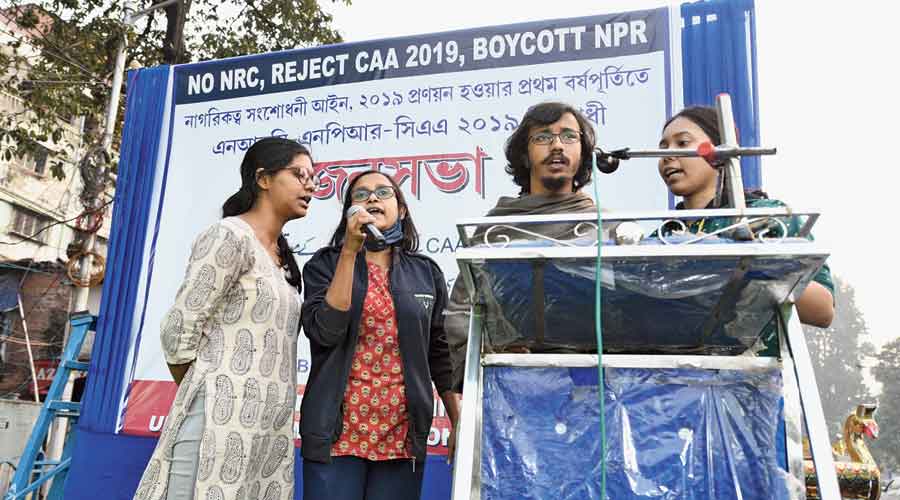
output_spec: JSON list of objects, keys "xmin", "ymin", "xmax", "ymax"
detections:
[
  {"xmin": 664, "ymin": 106, "xmax": 767, "ymax": 207},
  {"xmin": 328, "ymin": 171, "xmax": 419, "ymax": 252},
  {"xmin": 222, "ymin": 137, "xmax": 311, "ymax": 291},
  {"xmin": 504, "ymin": 101, "xmax": 596, "ymax": 195}
]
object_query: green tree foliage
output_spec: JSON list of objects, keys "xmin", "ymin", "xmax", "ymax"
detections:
[
  {"xmin": 871, "ymin": 338, "xmax": 900, "ymax": 472},
  {"xmin": 0, "ymin": 0, "xmax": 347, "ymax": 181},
  {"xmin": 803, "ymin": 276, "xmax": 875, "ymax": 440}
]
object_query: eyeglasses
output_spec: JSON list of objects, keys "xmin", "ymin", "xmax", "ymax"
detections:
[
  {"xmin": 350, "ymin": 186, "xmax": 395, "ymax": 202},
  {"xmin": 284, "ymin": 167, "xmax": 324, "ymax": 188},
  {"xmin": 529, "ymin": 130, "xmax": 582, "ymax": 145}
]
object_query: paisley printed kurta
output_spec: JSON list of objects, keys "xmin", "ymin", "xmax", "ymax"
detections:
[{"xmin": 133, "ymin": 217, "xmax": 300, "ymax": 500}]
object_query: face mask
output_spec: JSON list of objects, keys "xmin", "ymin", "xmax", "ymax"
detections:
[{"xmin": 364, "ymin": 218, "xmax": 404, "ymax": 252}]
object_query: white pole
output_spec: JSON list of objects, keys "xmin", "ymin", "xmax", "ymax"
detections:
[
  {"xmin": 44, "ymin": 1, "xmax": 148, "ymax": 489},
  {"xmin": 16, "ymin": 293, "xmax": 40, "ymax": 403}
]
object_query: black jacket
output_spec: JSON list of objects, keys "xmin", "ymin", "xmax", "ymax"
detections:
[{"xmin": 300, "ymin": 246, "xmax": 453, "ymax": 463}]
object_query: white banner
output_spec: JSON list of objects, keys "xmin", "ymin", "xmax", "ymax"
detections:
[{"xmin": 119, "ymin": 8, "xmax": 679, "ymax": 455}]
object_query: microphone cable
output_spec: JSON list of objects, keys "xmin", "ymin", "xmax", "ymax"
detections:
[{"xmin": 591, "ymin": 152, "xmax": 607, "ymax": 499}]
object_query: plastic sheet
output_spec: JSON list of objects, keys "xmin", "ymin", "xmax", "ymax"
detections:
[
  {"xmin": 481, "ymin": 366, "xmax": 790, "ymax": 500},
  {"xmin": 468, "ymin": 237, "xmax": 825, "ymax": 355}
]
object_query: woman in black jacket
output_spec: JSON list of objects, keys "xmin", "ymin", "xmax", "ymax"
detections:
[{"xmin": 301, "ymin": 170, "xmax": 460, "ymax": 500}]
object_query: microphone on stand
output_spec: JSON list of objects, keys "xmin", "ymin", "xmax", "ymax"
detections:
[
  {"xmin": 593, "ymin": 149, "xmax": 621, "ymax": 174},
  {"xmin": 346, "ymin": 205, "xmax": 387, "ymax": 251},
  {"xmin": 593, "ymin": 143, "xmax": 776, "ymax": 174}
]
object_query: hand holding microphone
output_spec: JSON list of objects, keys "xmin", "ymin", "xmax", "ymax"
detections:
[{"xmin": 345, "ymin": 205, "xmax": 388, "ymax": 252}]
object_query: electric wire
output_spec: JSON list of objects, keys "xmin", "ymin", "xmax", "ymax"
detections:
[{"xmin": 592, "ymin": 153, "xmax": 607, "ymax": 499}]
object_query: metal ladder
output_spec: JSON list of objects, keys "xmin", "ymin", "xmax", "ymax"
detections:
[{"xmin": 4, "ymin": 312, "xmax": 94, "ymax": 500}]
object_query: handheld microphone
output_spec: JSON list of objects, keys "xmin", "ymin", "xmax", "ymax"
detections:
[{"xmin": 346, "ymin": 205, "xmax": 387, "ymax": 251}]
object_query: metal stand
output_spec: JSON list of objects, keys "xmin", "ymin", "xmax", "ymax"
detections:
[
  {"xmin": 4, "ymin": 312, "xmax": 95, "ymax": 500},
  {"xmin": 449, "ymin": 209, "xmax": 841, "ymax": 500},
  {"xmin": 782, "ymin": 305, "xmax": 841, "ymax": 497}
]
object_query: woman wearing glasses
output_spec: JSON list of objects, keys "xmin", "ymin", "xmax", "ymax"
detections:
[
  {"xmin": 133, "ymin": 137, "xmax": 315, "ymax": 500},
  {"xmin": 300, "ymin": 171, "xmax": 460, "ymax": 500}
]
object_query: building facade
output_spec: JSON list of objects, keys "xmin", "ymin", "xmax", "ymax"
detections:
[{"xmin": 0, "ymin": 7, "xmax": 111, "ymax": 400}]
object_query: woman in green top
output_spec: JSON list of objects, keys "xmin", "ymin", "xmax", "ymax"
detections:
[{"xmin": 658, "ymin": 106, "xmax": 834, "ymax": 328}]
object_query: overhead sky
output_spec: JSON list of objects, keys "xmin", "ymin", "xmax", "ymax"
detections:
[{"xmin": 322, "ymin": 0, "xmax": 899, "ymax": 350}]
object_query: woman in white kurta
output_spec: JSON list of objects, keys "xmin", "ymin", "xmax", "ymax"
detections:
[{"xmin": 132, "ymin": 137, "xmax": 318, "ymax": 500}]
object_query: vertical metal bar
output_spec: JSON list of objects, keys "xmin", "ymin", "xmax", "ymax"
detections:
[
  {"xmin": 715, "ymin": 94, "xmax": 747, "ymax": 211},
  {"xmin": 783, "ymin": 306, "xmax": 840, "ymax": 499},
  {"xmin": 472, "ymin": 341, "xmax": 484, "ymax": 500},
  {"xmin": 452, "ymin": 305, "xmax": 484, "ymax": 500},
  {"xmin": 100, "ymin": 37, "xmax": 128, "ymax": 154},
  {"xmin": 779, "ymin": 319, "xmax": 807, "ymax": 498}
]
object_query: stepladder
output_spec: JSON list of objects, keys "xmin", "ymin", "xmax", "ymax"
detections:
[{"xmin": 5, "ymin": 312, "xmax": 94, "ymax": 500}]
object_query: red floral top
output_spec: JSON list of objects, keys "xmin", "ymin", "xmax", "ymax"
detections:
[{"xmin": 332, "ymin": 261, "xmax": 411, "ymax": 460}]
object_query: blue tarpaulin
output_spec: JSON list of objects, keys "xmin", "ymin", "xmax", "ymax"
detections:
[
  {"xmin": 482, "ymin": 367, "xmax": 789, "ymax": 500},
  {"xmin": 0, "ymin": 274, "xmax": 20, "ymax": 312}
]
